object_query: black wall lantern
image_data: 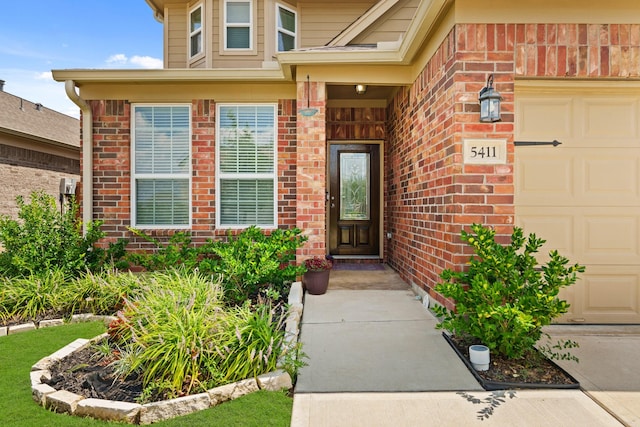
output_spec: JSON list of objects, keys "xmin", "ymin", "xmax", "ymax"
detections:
[{"xmin": 478, "ymin": 74, "xmax": 502, "ymax": 122}]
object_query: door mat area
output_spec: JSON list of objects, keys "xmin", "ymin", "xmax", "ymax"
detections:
[{"xmin": 332, "ymin": 263, "xmax": 386, "ymax": 271}]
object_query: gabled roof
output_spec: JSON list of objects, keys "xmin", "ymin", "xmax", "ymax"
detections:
[
  {"xmin": 328, "ymin": 0, "xmax": 402, "ymax": 47},
  {"xmin": 0, "ymin": 90, "xmax": 79, "ymax": 149}
]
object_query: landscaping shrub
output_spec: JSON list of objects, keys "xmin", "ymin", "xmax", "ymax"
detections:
[
  {"xmin": 126, "ymin": 226, "xmax": 307, "ymax": 306},
  {"xmin": 0, "ymin": 191, "xmax": 124, "ymax": 277},
  {"xmin": 433, "ymin": 224, "xmax": 585, "ymax": 359},
  {"xmin": 66, "ymin": 270, "xmax": 146, "ymax": 315},
  {"xmin": 125, "ymin": 228, "xmax": 199, "ymax": 271},
  {"xmin": 0, "ymin": 268, "xmax": 69, "ymax": 322},
  {"xmin": 107, "ymin": 269, "xmax": 288, "ymax": 401},
  {"xmin": 200, "ymin": 227, "xmax": 307, "ymax": 305}
]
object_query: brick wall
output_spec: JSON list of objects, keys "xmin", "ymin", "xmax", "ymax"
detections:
[
  {"xmin": 0, "ymin": 144, "xmax": 79, "ymax": 218},
  {"xmin": 296, "ymin": 80, "xmax": 326, "ymax": 258},
  {"xmin": 88, "ymin": 98, "xmax": 298, "ymax": 250},
  {"xmin": 386, "ymin": 22, "xmax": 631, "ymax": 306}
]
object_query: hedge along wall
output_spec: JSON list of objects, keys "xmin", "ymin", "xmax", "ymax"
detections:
[
  {"xmin": 86, "ymin": 98, "xmax": 298, "ymax": 250},
  {"xmin": 385, "ymin": 22, "xmax": 636, "ymax": 307}
]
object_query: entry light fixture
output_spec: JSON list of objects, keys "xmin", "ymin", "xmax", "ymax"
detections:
[
  {"xmin": 299, "ymin": 75, "xmax": 318, "ymax": 117},
  {"xmin": 478, "ymin": 74, "xmax": 502, "ymax": 122},
  {"xmin": 355, "ymin": 84, "xmax": 367, "ymax": 95}
]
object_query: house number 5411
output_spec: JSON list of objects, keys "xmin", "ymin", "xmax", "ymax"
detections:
[
  {"xmin": 463, "ymin": 139, "xmax": 507, "ymax": 165},
  {"xmin": 470, "ymin": 146, "xmax": 497, "ymax": 158}
]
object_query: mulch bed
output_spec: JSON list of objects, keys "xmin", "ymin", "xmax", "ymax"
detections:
[
  {"xmin": 445, "ymin": 334, "xmax": 579, "ymax": 390},
  {"xmin": 44, "ymin": 344, "xmax": 145, "ymax": 403}
]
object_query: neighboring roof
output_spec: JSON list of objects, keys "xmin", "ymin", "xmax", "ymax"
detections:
[{"xmin": 0, "ymin": 90, "xmax": 79, "ymax": 149}]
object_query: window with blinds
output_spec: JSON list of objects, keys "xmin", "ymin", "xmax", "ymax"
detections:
[
  {"xmin": 132, "ymin": 105, "xmax": 191, "ymax": 227},
  {"xmin": 224, "ymin": 0, "xmax": 252, "ymax": 50},
  {"xmin": 276, "ymin": 4, "xmax": 296, "ymax": 52},
  {"xmin": 217, "ymin": 105, "xmax": 277, "ymax": 227}
]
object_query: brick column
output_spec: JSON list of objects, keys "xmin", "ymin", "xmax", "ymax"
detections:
[{"xmin": 296, "ymin": 79, "xmax": 327, "ymax": 259}]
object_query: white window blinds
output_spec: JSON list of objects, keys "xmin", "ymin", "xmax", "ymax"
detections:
[
  {"xmin": 133, "ymin": 105, "xmax": 191, "ymax": 227},
  {"xmin": 217, "ymin": 105, "xmax": 276, "ymax": 227}
]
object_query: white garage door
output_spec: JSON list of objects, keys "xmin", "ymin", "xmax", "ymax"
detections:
[{"xmin": 515, "ymin": 83, "xmax": 640, "ymax": 324}]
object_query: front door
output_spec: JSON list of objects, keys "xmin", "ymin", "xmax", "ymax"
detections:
[{"xmin": 328, "ymin": 143, "xmax": 380, "ymax": 256}]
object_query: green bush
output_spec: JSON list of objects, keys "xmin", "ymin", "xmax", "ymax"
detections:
[
  {"xmin": 433, "ymin": 224, "xmax": 585, "ymax": 359},
  {"xmin": 127, "ymin": 226, "xmax": 308, "ymax": 306},
  {"xmin": 107, "ymin": 269, "xmax": 288, "ymax": 401},
  {"xmin": 0, "ymin": 268, "xmax": 146, "ymax": 324},
  {"xmin": 66, "ymin": 270, "xmax": 145, "ymax": 315},
  {"xmin": 125, "ymin": 228, "xmax": 199, "ymax": 271},
  {"xmin": 0, "ymin": 268, "xmax": 69, "ymax": 322},
  {"xmin": 200, "ymin": 227, "xmax": 307, "ymax": 305},
  {"xmin": 0, "ymin": 191, "xmax": 107, "ymax": 277}
]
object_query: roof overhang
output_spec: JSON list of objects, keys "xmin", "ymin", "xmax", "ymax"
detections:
[{"xmin": 52, "ymin": 67, "xmax": 290, "ymax": 85}]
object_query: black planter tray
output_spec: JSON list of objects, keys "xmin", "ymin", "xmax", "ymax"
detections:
[{"xmin": 442, "ymin": 332, "xmax": 580, "ymax": 391}]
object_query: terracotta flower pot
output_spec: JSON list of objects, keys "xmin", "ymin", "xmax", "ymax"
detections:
[{"xmin": 303, "ymin": 270, "xmax": 331, "ymax": 295}]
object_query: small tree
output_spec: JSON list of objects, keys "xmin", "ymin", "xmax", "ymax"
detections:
[
  {"xmin": 433, "ymin": 224, "xmax": 584, "ymax": 359},
  {"xmin": 0, "ymin": 191, "xmax": 105, "ymax": 277}
]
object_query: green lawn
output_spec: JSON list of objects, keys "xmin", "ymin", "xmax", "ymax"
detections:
[{"xmin": 0, "ymin": 322, "xmax": 292, "ymax": 426}]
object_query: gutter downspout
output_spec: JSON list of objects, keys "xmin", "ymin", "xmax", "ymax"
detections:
[{"xmin": 64, "ymin": 80, "xmax": 93, "ymax": 234}]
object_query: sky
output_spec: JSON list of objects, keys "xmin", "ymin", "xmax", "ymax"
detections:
[{"xmin": 0, "ymin": 1, "xmax": 163, "ymax": 118}]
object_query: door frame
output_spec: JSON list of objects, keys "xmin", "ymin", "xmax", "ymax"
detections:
[{"xmin": 326, "ymin": 140, "xmax": 384, "ymax": 258}]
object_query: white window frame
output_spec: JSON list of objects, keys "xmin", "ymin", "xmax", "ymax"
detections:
[
  {"xmin": 276, "ymin": 3, "xmax": 297, "ymax": 52},
  {"xmin": 223, "ymin": 0, "xmax": 253, "ymax": 52},
  {"xmin": 189, "ymin": 3, "xmax": 204, "ymax": 60},
  {"xmin": 215, "ymin": 103, "xmax": 278, "ymax": 229},
  {"xmin": 131, "ymin": 104, "xmax": 192, "ymax": 229}
]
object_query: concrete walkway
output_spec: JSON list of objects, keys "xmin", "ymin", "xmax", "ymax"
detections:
[{"xmin": 291, "ymin": 267, "xmax": 634, "ymax": 427}]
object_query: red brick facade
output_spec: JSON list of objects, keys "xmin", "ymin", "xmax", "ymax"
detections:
[
  {"xmin": 385, "ymin": 22, "xmax": 635, "ymax": 306},
  {"xmin": 83, "ymin": 21, "xmax": 636, "ymax": 297},
  {"xmin": 296, "ymin": 81, "xmax": 326, "ymax": 258},
  {"xmin": 88, "ymin": 98, "xmax": 298, "ymax": 250}
]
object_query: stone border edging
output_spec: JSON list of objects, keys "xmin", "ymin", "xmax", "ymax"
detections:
[
  {"xmin": 24, "ymin": 281, "xmax": 304, "ymax": 425},
  {"xmin": 0, "ymin": 313, "xmax": 116, "ymax": 337}
]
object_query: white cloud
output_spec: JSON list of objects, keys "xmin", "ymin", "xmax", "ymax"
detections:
[
  {"xmin": 105, "ymin": 53, "xmax": 162, "ymax": 69},
  {"xmin": 106, "ymin": 54, "xmax": 128, "ymax": 65},
  {"xmin": 35, "ymin": 71, "xmax": 53, "ymax": 80},
  {"xmin": 130, "ymin": 55, "xmax": 163, "ymax": 69}
]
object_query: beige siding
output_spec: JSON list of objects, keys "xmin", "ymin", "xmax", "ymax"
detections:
[
  {"xmin": 299, "ymin": 1, "xmax": 376, "ymax": 47},
  {"xmin": 190, "ymin": 56, "xmax": 207, "ymax": 68},
  {"xmin": 351, "ymin": 0, "xmax": 419, "ymax": 44},
  {"xmin": 212, "ymin": 0, "xmax": 265, "ymax": 68},
  {"xmin": 166, "ymin": 5, "xmax": 188, "ymax": 68}
]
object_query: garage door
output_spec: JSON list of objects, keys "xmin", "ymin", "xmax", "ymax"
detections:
[{"xmin": 515, "ymin": 83, "xmax": 640, "ymax": 324}]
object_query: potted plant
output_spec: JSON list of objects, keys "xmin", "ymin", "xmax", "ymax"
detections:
[{"xmin": 302, "ymin": 256, "xmax": 333, "ymax": 295}]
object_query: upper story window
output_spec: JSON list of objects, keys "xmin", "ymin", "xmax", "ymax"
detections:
[
  {"xmin": 224, "ymin": 0, "xmax": 252, "ymax": 50},
  {"xmin": 276, "ymin": 4, "xmax": 296, "ymax": 52},
  {"xmin": 216, "ymin": 104, "xmax": 277, "ymax": 228},
  {"xmin": 132, "ymin": 105, "xmax": 191, "ymax": 228},
  {"xmin": 189, "ymin": 4, "xmax": 203, "ymax": 58}
]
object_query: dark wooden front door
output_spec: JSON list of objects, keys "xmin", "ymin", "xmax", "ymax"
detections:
[{"xmin": 329, "ymin": 144, "xmax": 380, "ymax": 256}]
